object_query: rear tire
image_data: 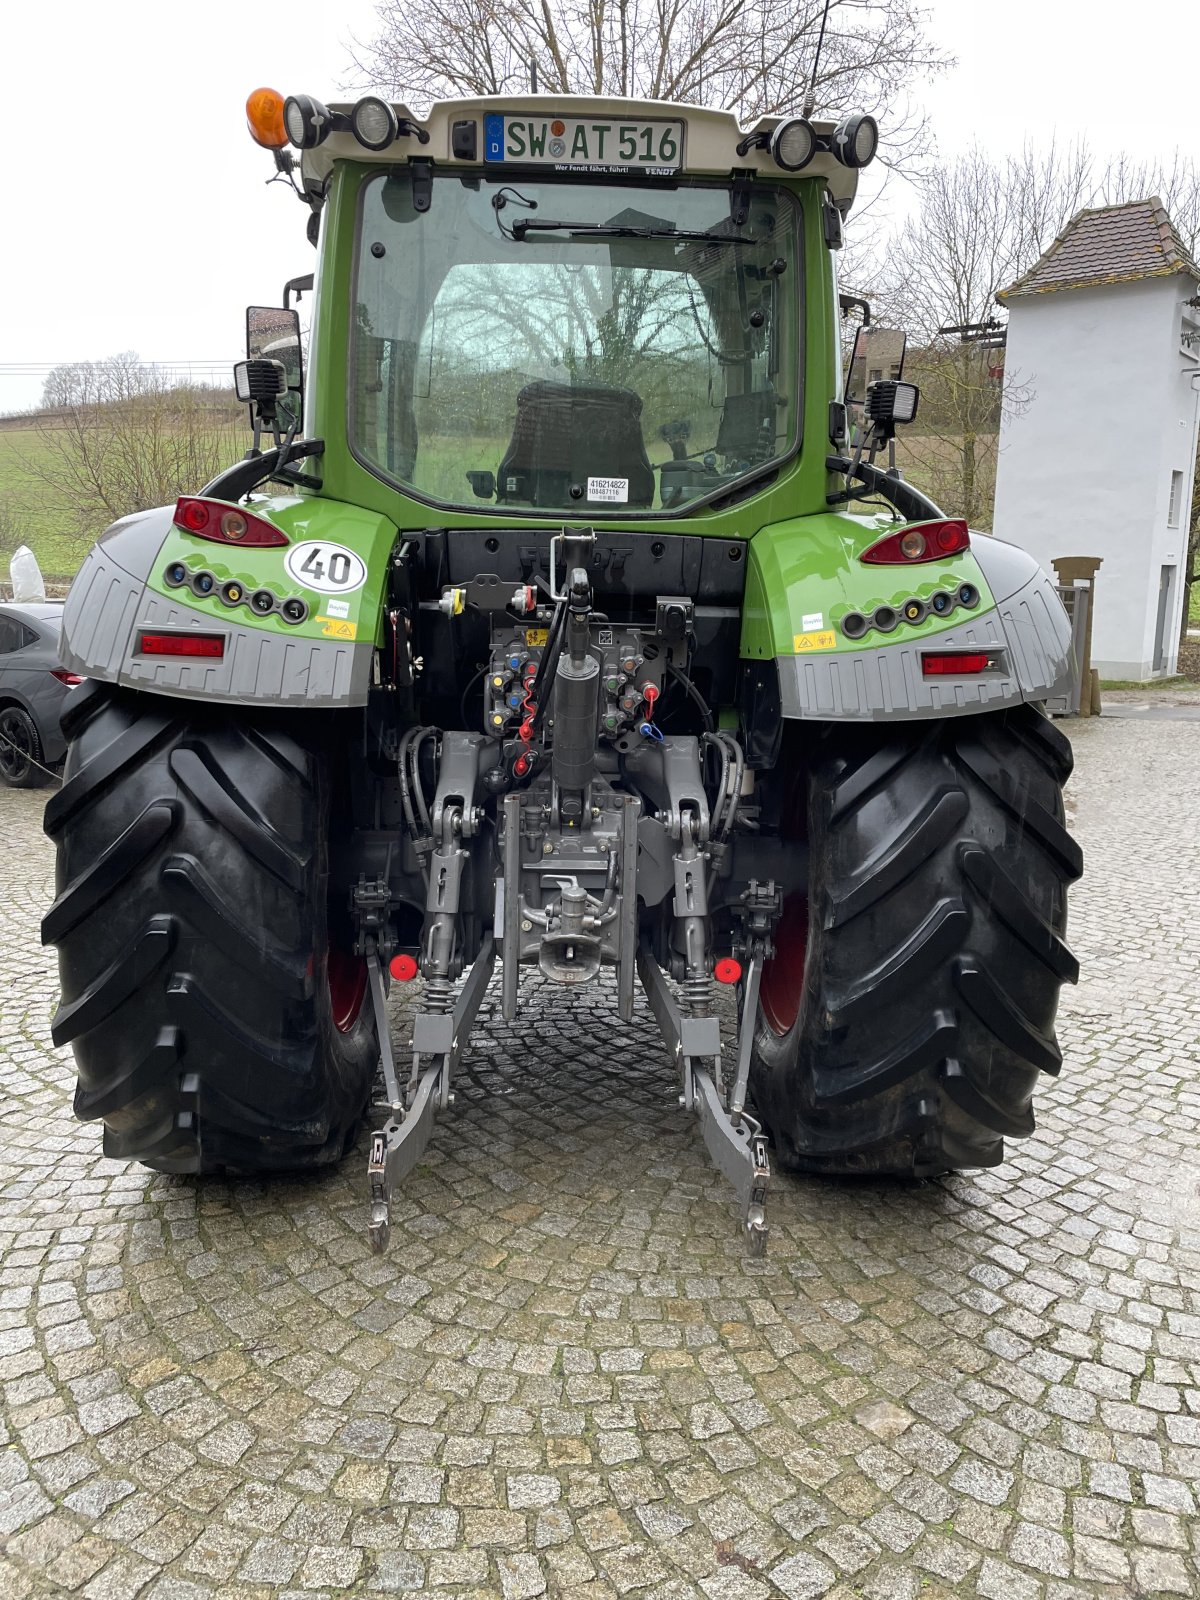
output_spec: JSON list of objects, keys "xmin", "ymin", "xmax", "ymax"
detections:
[
  {"xmin": 750, "ymin": 705, "xmax": 1082, "ymax": 1175},
  {"xmin": 42, "ymin": 682, "xmax": 377, "ymax": 1173}
]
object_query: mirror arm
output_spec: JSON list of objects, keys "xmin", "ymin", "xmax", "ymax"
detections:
[
  {"xmin": 825, "ymin": 454, "xmax": 944, "ymax": 522},
  {"xmin": 201, "ymin": 440, "xmax": 325, "ymax": 502},
  {"xmin": 838, "ymin": 293, "xmax": 871, "ymax": 327}
]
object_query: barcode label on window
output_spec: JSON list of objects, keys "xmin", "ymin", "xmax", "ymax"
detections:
[{"xmin": 587, "ymin": 476, "xmax": 629, "ymax": 503}]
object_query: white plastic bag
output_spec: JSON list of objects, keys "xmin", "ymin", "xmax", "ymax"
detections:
[{"xmin": 9, "ymin": 545, "xmax": 46, "ymax": 604}]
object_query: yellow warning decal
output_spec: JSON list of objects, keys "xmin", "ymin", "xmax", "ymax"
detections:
[
  {"xmin": 793, "ymin": 629, "xmax": 838, "ymax": 653},
  {"xmin": 318, "ymin": 617, "xmax": 358, "ymax": 641},
  {"xmin": 525, "ymin": 627, "xmax": 549, "ymax": 646}
]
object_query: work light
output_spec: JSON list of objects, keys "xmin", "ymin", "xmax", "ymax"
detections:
[
  {"xmin": 832, "ymin": 112, "xmax": 878, "ymax": 169},
  {"xmin": 351, "ymin": 97, "xmax": 399, "ymax": 151},
  {"xmin": 284, "ymin": 94, "xmax": 332, "ymax": 149},
  {"xmin": 769, "ymin": 118, "xmax": 816, "ymax": 172}
]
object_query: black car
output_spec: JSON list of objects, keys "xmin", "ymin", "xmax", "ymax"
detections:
[{"xmin": 0, "ymin": 602, "xmax": 79, "ymax": 788}]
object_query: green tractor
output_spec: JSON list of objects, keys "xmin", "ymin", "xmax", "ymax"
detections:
[{"xmin": 43, "ymin": 87, "xmax": 1081, "ymax": 1253}]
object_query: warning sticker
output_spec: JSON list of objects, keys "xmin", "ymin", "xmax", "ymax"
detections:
[
  {"xmin": 318, "ymin": 617, "xmax": 358, "ymax": 641},
  {"xmin": 794, "ymin": 629, "xmax": 838, "ymax": 653},
  {"xmin": 587, "ymin": 476, "xmax": 629, "ymax": 504},
  {"xmin": 801, "ymin": 611, "xmax": 824, "ymax": 632},
  {"xmin": 525, "ymin": 627, "xmax": 549, "ymax": 647}
]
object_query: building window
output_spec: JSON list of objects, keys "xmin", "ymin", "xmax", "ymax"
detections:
[
  {"xmin": 1182, "ymin": 306, "xmax": 1200, "ymax": 360},
  {"xmin": 1167, "ymin": 470, "xmax": 1184, "ymax": 528}
]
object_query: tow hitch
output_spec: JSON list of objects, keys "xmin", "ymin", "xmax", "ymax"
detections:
[{"xmin": 364, "ymin": 927, "xmax": 773, "ymax": 1257}]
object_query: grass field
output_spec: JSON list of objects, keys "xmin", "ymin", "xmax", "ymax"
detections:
[
  {"xmin": 0, "ymin": 427, "xmax": 96, "ymax": 575},
  {"xmin": 0, "ymin": 420, "xmax": 245, "ymax": 578}
]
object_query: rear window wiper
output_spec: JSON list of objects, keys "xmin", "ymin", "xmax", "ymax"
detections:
[{"xmin": 510, "ymin": 219, "xmax": 759, "ymax": 244}]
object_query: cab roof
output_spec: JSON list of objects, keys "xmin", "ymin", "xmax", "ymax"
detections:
[{"xmin": 298, "ymin": 94, "xmax": 864, "ymax": 211}]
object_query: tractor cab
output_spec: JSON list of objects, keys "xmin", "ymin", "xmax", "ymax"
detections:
[{"xmin": 247, "ymin": 91, "xmax": 876, "ymax": 525}]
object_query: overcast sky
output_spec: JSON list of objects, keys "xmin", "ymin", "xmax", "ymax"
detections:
[{"xmin": 0, "ymin": 0, "xmax": 1192, "ymax": 415}]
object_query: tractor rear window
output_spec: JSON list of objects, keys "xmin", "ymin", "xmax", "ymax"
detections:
[{"xmin": 351, "ymin": 173, "xmax": 802, "ymax": 516}]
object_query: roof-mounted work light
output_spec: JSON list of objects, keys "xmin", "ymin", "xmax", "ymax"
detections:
[
  {"xmin": 351, "ymin": 96, "xmax": 399, "ymax": 151},
  {"xmin": 832, "ymin": 112, "xmax": 878, "ymax": 169},
  {"xmin": 284, "ymin": 93, "xmax": 333, "ymax": 149},
  {"xmin": 769, "ymin": 118, "xmax": 816, "ymax": 172}
]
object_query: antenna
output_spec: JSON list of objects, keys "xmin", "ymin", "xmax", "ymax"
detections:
[{"xmin": 801, "ymin": 0, "xmax": 834, "ymax": 119}]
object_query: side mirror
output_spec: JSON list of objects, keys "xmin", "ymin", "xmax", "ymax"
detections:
[
  {"xmin": 846, "ymin": 325, "xmax": 907, "ymax": 410},
  {"xmin": 246, "ymin": 305, "xmax": 303, "ymax": 429}
]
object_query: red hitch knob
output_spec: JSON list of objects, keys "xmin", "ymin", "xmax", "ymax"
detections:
[
  {"xmin": 389, "ymin": 953, "xmax": 419, "ymax": 982},
  {"xmin": 714, "ymin": 957, "xmax": 742, "ymax": 985}
]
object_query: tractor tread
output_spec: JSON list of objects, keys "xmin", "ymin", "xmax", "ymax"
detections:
[
  {"xmin": 959, "ymin": 844, "xmax": 1079, "ymax": 982},
  {"xmin": 824, "ymin": 898, "xmax": 968, "ymax": 1025},
  {"xmin": 50, "ymin": 917, "xmax": 176, "ymax": 1047},
  {"xmin": 827, "ymin": 787, "xmax": 968, "ymax": 927},
  {"xmin": 44, "ymin": 685, "xmax": 376, "ymax": 1174},
  {"xmin": 813, "ymin": 1010, "xmax": 957, "ymax": 1104},
  {"xmin": 751, "ymin": 704, "xmax": 1079, "ymax": 1176},
  {"xmin": 42, "ymin": 801, "xmax": 179, "ymax": 945},
  {"xmin": 169, "ymin": 746, "xmax": 309, "ymax": 890},
  {"xmin": 161, "ymin": 854, "xmax": 312, "ymax": 999},
  {"xmin": 954, "ymin": 957, "xmax": 1062, "ymax": 1075},
  {"xmin": 45, "ymin": 710, "xmax": 176, "ymax": 836}
]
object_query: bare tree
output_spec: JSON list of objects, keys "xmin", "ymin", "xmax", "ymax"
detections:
[
  {"xmin": 350, "ymin": 0, "xmax": 949, "ymax": 154},
  {"xmin": 1096, "ymin": 152, "xmax": 1200, "ymax": 255},
  {"xmin": 862, "ymin": 142, "xmax": 1093, "ymax": 524},
  {"xmin": 26, "ymin": 356, "xmax": 245, "ymax": 538}
]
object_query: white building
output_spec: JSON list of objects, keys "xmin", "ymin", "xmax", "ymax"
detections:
[{"xmin": 992, "ymin": 199, "xmax": 1200, "ymax": 679}]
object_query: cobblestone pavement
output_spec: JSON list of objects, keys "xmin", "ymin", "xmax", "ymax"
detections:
[{"xmin": 2, "ymin": 715, "xmax": 1199, "ymax": 1600}]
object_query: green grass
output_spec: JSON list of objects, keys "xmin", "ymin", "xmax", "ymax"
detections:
[
  {"xmin": 0, "ymin": 421, "xmax": 245, "ymax": 579},
  {"xmin": 0, "ymin": 427, "xmax": 95, "ymax": 575},
  {"xmin": 1190, "ymin": 582, "xmax": 1200, "ymax": 626},
  {"xmin": 1099, "ymin": 676, "xmax": 1198, "ymax": 691}
]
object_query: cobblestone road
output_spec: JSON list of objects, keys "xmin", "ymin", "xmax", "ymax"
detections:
[{"xmin": 2, "ymin": 714, "xmax": 1199, "ymax": 1600}]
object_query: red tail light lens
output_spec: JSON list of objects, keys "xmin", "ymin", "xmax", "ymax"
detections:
[
  {"xmin": 921, "ymin": 652, "xmax": 992, "ymax": 676},
  {"xmin": 861, "ymin": 519, "xmax": 970, "ymax": 564},
  {"xmin": 50, "ymin": 670, "xmax": 84, "ymax": 686},
  {"xmin": 173, "ymin": 497, "xmax": 288, "ymax": 547},
  {"xmin": 138, "ymin": 632, "xmax": 225, "ymax": 659}
]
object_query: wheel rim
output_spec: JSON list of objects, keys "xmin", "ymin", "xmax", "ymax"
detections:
[
  {"xmin": 328, "ymin": 948, "xmax": 368, "ymax": 1033},
  {"xmin": 759, "ymin": 892, "xmax": 809, "ymax": 1036},
  {"xmin": 0, "ymin": 710, "xmax": 33, "ymax": 781}
]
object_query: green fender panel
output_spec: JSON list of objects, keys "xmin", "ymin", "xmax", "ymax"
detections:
[
  {"xmin": 741, "ymin": 513, "xmax": 1075, "ymax": 721},
  {"xmin": 740, "ymin": 510, "xmax": 993, "ymax": 660},
  {"xmin": 59, "ymin": 494, "xmax": 398, "ymax": 707}
]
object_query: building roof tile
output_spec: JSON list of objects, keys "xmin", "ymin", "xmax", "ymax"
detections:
[{"xmin": 998, "ymin": 198, "xmax": 1200, "ymax": 301}]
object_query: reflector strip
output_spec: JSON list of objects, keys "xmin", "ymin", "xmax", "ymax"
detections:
[
  {"xmin": 139, "ymin": 632, "xmax": 225, "ymax": 659},
  {"xmin": 921, "ymin": 652, "xmax": 992, "ymax": 676}
]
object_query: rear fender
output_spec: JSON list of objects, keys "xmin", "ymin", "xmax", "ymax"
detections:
[
  {"xmin": 741, "ymin": 512, "xmax": 1073, "ymax": 721},
  {"xmin": 59, "ymin": 495, "xmax": 394, "ymax": 707}
]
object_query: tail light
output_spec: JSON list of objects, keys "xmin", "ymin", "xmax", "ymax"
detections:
[
  {"xmin": 861, "ymin": 519, "xmax": 970, "ymax": 565},
  {"xmin": 50, "ymin": 670, "xmax": 83, "ymax": 686},
  {"xmin": 921, "ymin": 652, "xmax": 993, "ymax": 676},
  {"xmin": 138, "ymin": 632, "xmax": 225, "ymax": 659},
  {"xmin": 173, "ymin": 497, "xmax": 288, "ymax": 547}
]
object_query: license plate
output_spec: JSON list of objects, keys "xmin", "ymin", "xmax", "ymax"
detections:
[{"xmin": 484, "ymin": 114, "xmax": 683, "ymax": 172}]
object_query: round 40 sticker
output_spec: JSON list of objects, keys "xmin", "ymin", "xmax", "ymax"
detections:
[{"xmin": 284, "ymin": 541, "xmax": 367, "ymax": 595}]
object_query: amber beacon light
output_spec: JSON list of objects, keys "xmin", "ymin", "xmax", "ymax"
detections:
[{"xmin": 246, "ymin": 87, "xmax": 289, "ymax": 150}]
